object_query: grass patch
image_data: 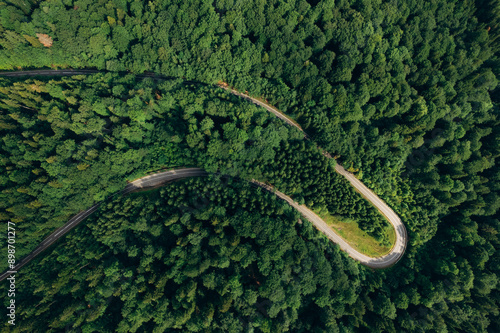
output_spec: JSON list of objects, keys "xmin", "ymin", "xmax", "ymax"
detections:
[{"xmin": 318, "ymin": 212, "xmax": 396, "ymax": 258}]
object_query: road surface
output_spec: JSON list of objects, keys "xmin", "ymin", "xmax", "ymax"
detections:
[
  {"xmin": 0, "ymin": 168, "xmax": 208, "ymax": 282},
  {"xmin": 217, "ymin": 83, "xmax": 407, "ymax": 266},
  {"xmin": 0, "ymin": 70, "xmax": 407, "ymax": 281}
]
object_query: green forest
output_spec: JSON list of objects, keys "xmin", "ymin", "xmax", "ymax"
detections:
[{"xmin": 0, "ymin": 0, "xmax": 499, "ymax": 332}]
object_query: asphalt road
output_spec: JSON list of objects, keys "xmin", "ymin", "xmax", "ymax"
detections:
[
  {"xmin": 0, "ymin": 168, "xmax": 208, "ymax": 282},
  {"xmin": 0, "ymin": 70, "xmax": 407, "ymax": 280},
  {"xmin": 218, "ymin": 85, "xmax": 407, "ymax": 267},
  {"xmin": 218, "ymin": 85, "xmax": 306, "ymax": 134}
]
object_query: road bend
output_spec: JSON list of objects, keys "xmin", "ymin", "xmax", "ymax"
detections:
[
  {"xmin": 0, "ymin": 168, "xmax": 208, "ymax": 282},
  {"xmin": 217, "ymin": 85, "xmax": 407, "ymax": 267},
  {"xmin": 0, "ymin": 70, "xmax": 407, "ymax": 280}
]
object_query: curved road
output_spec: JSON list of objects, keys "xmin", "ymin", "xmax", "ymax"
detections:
[
  {"xmin": 0, "ymin": 70, "xmax": 407, "ymax": 281},
  {"xmin": 218, "ymin": 84, "xmax": 407, "ymax": 267},
  {"xmin": 0, "ymin": 168, "xmax": 209, "ymax": 282}
]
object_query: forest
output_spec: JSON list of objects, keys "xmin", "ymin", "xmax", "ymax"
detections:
[
  {"xmin": 0, "ymin": 73, "xmax": 391, "ymax": 267},
  {"xmin": 7, "ymin": 179, "xmax": 361, "ymax": 332},
  {"xmin": 0, "ymin": 0, "xmax": 499, "ymax": 332}
]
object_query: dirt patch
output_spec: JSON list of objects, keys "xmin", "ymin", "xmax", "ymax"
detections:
[{"xmin": 36, "ymin": 33, "xmax": 53, "ymax": 47}]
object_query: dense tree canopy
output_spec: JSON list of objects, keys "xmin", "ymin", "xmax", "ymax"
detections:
[
  {"xmin": 0, "ymin": 0, "xmax": 499, "ymax": 332},
  {"xmin": 0, "ymin": 73, "xmax": 389, "ymax": 267},
  {"xmin": 10, "ymin": 179, "xmax": 360, "ymax": 332}
]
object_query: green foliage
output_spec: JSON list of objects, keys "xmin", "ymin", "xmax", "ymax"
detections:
[
  {"xmin": 9, "ymin": 179, "xmax": 359, "ymax": 332},
  {"xmin": 0, "ymin": 0, "xmax": 499, "ymax": 332}
]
